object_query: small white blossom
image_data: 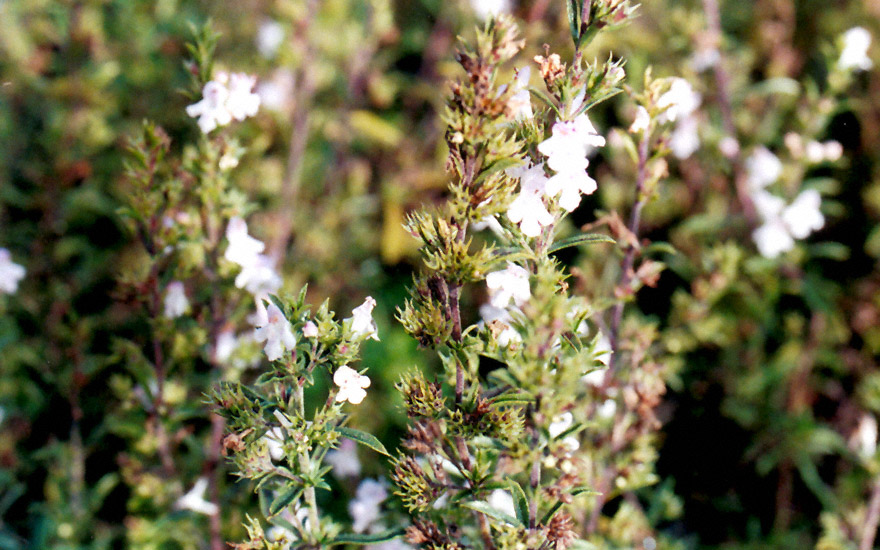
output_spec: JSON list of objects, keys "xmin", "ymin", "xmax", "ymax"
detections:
[
  {"xmin": 326, "ymin": 438, "xmax": 362, "ymax": 478},
  {"xmin": 163, "ymin": 281, "xmax": 189, "ymax": 319},
  {"xmin": 823, "ymin": 141, "xmax": 843, "ymax": 162},
  {"xmin": 254, "ymin": 303, "xmax": 296, "ymax": 361},
  {"xmin": 224, "ymin": 217, "xmax": 265, "ymax": 265},
  {"xmin": 629, "ymin": 106, "xmax": 650, "ymax": 134},
  {"xmin": 0, "ymin": 248, "xmax": 26, "ymax": 294},
  {"xmin": 349, "ymin": 479, "xmax": 387, "ymax": 533},
  {"xmin": 753, "ymin": 218, "xmax": 796, "ymax": 259},
  {"xmin": 549, "ymin": 412, "xmax": 573, "ymax": 438},
  {"xmin": 487, "ymin": 490, "xmax": 516, "ymax": 519},
  {"xmin": 669, "ymin": 116, "xmax": 700, "ymax": 159},
  {"xmin": 507, "ymin": 67, "xmax": 533, "ymax": 119},
  {"xmin": 257, "ymin": 20, "xmax": 285, "ymax": 59},
  {"xmin": 839, "ymin": 27, "xmax": 873, "ymax": 71},
  {"xmin": 186, "ymin": 80, "xmax": 232, "ymax": 134},
  {"xmin": 257, "ymin": 69, "xmax": 296, "ymax": 113},
  {"xmin": 479, "ymin": 304, "xmax": 522, "ymax": 347},
  {"xmin": 486, "ymin": 263, "xmax": 530, "ymax": 308},
  {"xmin": 303, "ymin": 321, "xmax": 319, "ymax": 338},
  {"xmin": 781, "ymin": 189, "xmax": 824, "ymax": 239},
  {"xmin": 471, "ymin": 0, "xmax": 511, "ymax": 20},
  {"xmin": 545, "ymin": 168, "xmax": 598, "ymax": 212},
  {"xmin": 657, "ymin": 78, "xmax": 701, "ymax": 123},
  {"xmin": 334, "ymin": 365, "xmax": 371, "ymax": 405},
  {"xmin": 262, "ymin": 426, "xmax": 286, "ymax": 462},
  {"xmin": 597, "ymin": 399, "xmax": 617, "ymax": 419},
  {"xmin": 719, "ymin": 136, "xmax": 740, "ymax": 159},
  {"xmin": 214, "ymin": 329, "xmax": 239, "ymax": 364},
  {"xmin": 856, "ymin": 414, "xmax": 878, "ymax": 459},
  {"xmin": 226, "ymin": 73, "xmax": 261, "ymax": 121},
  {"xmin": 745, "ymin": 147, "xmax": 783, "ymax": 191},
  {"xmin": 235, "ymin": 253, "xmax": 282, "ymax": 296},
  {"xmin": 472, "ymin": 215, "xmax": 505, "ymax": 236},
  {"xmin": 538, "ymin": 113, "xmax": 605, "ymax": 211},
  {"xmin": 348, "ymin": 296, "xmax": 379, "ymax": 341},
  {"xmin": 594, "ymin": 331, "xmax": 613, "ymax": 367},
  {"xmin": 176, "ymin": 478, "xmax": 218, "ymax": 516},
  {"xmin": 506, "ymin": 163, "xmax": 553, "ymax": 237}
]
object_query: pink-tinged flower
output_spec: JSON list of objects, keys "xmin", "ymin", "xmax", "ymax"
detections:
[
  {"xmin": 254, "ymin": 303, "xmax": 296, "ymax": 361},
  {"xmin": 839, "ymin": 27, "xmax": 873, "ymax": 71},
  {"xmin": 657, "ymin": 78, "xmax": 701, "ymax": 123},
  {"xmin": 506, "ymin": 163, "xmax": 553, "ymax": 236},
  {"xmin": 226, "ymin": 73, "xmax": 261, "ymax": 121},
  {"xmin": 349, "ymin": 479, "xmax": 387, "ymax": 533},
  {"xmin": 486, "ymin": 263, "xmax": 530, "ymax": 308},
  {"xmin": 234, "ymin": 253, "xmax": 282, "ymax": 296},
  {"xmin": 538, "ymin": 113, "xmax": 606, "ymax": 173},
  {"xmin": 334, "ymin": 365, "xmax": 371, "ymax": 405},
  {"xmin": 326, "ymin": 438, "xmax": 362, "ymax": 478},
  {"xmin": 302, "ymin": 321, "xmax": 319, "ymax": 338},
  {"xmin": 163, "ymin": 281, "xmax": 189, "ymax": 319},
  {"xmin": 186, "ymin": 80, "xmax": 233, "ymax": 134},
  {"xmin": 348, "ymin": 296, "xmax": 379, "ymax": 341},
  {"xmin": 0, "ymin": 248, "xmax": 26, "ymax": 294},
  {"xmin": 176, "ymin": 478, "xmax": 219, "ymax": 516}
]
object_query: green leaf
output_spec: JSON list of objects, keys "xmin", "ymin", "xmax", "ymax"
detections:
[
  {"xmin": 508, "ymin": 481, "xmax": 530, "ymax": 527},
  {"xmin": 268, "ymin": 486, "xmax": 302, "ymax": 517},
  {"xmin": 331, "ymin": 528, "xmax": 406, "ymax": 545},
  {"xmin": 528, "ymin": 86, "xmax": 561, "ymax": 118},
  {"xmin": 334, "ymin": 427, "xmax": 390, "ymax": 457},
  {"xmin": 540, "ymin": 486, "xmax": 602, "ymax": 525},
  {"xmin": 565, "ymin": 0, "xmax": 580, "ymax": 45},
  {"xmin": 643, "ymin": 241, "xmax": 678, "ymax": 256},
  {"xmin": 462, "ymin": 500, "xmax": 523, "ymax": 527},
  {"xmin": 489, "ymin": 391, "xmax": 535, "ymax": 406},
  {"xmin": 548, "ymin": 233, "xmax": 616, "ymax": 254}
]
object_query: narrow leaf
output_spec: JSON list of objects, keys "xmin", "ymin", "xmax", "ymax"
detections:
[
  {"xmin": 548, "ymin": 233, "xmax": 616, "ymax": 254},
  {"xmin": 565, "ymin": 0, "xmax": 580, "ymax": 45},
  {"xmin": 331, "ymin": 528, "xmax": 406, "ymax": 545},
  {"xmin": 334, "ymin": 427, "xmax": 390, "ymax": 457},
  {"xmin": 508, "ymin": 481, "xmax": 530, "ymax": 527},
  {"xmin": 268, "ymin": 486, "xmax": 302, "ymax": 517},
  {"xmin": 474, "ymin": 158, "xmax": 523, "ymax": 186},
  {"xmin": 489, "ymin": 392, "xmax": 535, "ymax": 406},
  {"xmin": 462, "ymin": 500, "xmax": 523, "ymax": 527}
]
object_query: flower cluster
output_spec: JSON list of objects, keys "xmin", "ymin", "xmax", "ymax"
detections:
[
  {"xmin": 186, "ymin": 72, "xmax": 261, "ymax": 134},
  {"xmin": 746, "ymin": 148, "xmax": 825, "ymax": 258},
  {"xmin": 657, "ymin": 77, "xmax": 702, "ymax": 159},
  {"xmin": 537, "ymin": 110, "xmax": 606, "ymax": 212},
  {"xmin": 224, "ymin": 217, "xmax": 282, "ymax": 297}
]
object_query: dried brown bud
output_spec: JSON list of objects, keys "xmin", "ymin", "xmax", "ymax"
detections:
[
  {"xmin": 534, "ymin": 53, "xmax": 566, "ymax": 86},
  {"xmin": 546, "ymin": 511, "xmax": 576, "ymax": 550}
]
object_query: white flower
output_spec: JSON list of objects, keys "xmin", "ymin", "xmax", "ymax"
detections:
[
  {"xmin": 186, "ymin": 80, "xmax": 233, "ymax": 134},
  {"xmin": 472, "ymin": 215, "xmax": 505, "ymax": 236},
  {"xmin": 781, "ymin": 189, "xmax": 824, "ymax": 239},
  {"xmin": 839, "ymin": 27, "xmax": 873, "ymax": 71},
  {"xmin": 581, "ymin": 369, "xmax": 606, "ymax": 387},
  {"xmin": 629, "ymin": 106, "xmax": 650, "ymax": 134},
  {"xmin": 856, "ymin": 414, "xmax": 878, "ymax": 459},
  {"xmin": 257, "ymin": 69, "xmax": 296, "ymax": 113},
  {"xmin": 257, "ymin": 20, "xmax": 285, "ymax": 59},
  {"xmin": 549, "ymin": 412, "xmax": 573, "ymax": 438},
  {"xmin": 657, "ymin": 78, "xmax": 701, "ymax": 123},
  {"xmin": 226, "ymin": 73, "xmax": 261, "ymax": 121},
  {"xmin": 669, "ymin": 115, "xmax": 700, "ymax": 159},
  {"xmin": 326, "ymin": 438, "xmax": 362, "ymax": 478},
  {"xmin": 823, "ymin": 141, "xmax": 843, "ymax": 162},
  {"xmin": 214, "ymin": 329, "xmax": 239, "ymax": 364},
  {"xmin": 176, "ymin": 478, "xmax": 219, "ymax": 516},
  {"xmin": 262, "ymin": 426, "xmax": 286, "ymax": 462},
  {"xmin": 719, "ymin": 136, "xmax": 740, "ymax": 159},
  {"xmin": 538, "ymin": 114, "xmax": 606, "ymax": 173},
  {"xmin": 163, "ymin": 281, "xmax": 189, "ymax": 319},
  {"xmin": 745, "ymin": 147, "xmax": 783, "ymax": 191},
  {"xmin": 561, "ymin": 436, "xmax": 580, "ymax": 452},
  {"xmin": 507, "ymin": 67, "xmax": 533, "ymax": 119},
  {"xmin": 594, "ymin": 331, "xmax": 613, "ymax": 367},
  {"xmin": 235, "ymin": 253, "xmax": 282, "ymax": 296},
  {"xmin": 753, "ymin": 218, "xmax": 796, "ymax": 259},
  {"xmin": 224, "ymin": 217, "xmax": 265, "ymax": 265},
  {"xmin": 254, "ymin": 303, "xmax": 296, "ymax": 361},
  {"xmin": 334, "ymin": 365, "xmax": 371, "ymax": 405},
  {"xmin": 349, "ymin": 479, "xmax": 387, "ymax": 533},
  {"xmin": 0, "ymin": 248, "xmax": 26, "ymax": 294},
  {"xmin": 597, "ymin": 399, "xmax": 617, "ymax": 419},
  {"xmin": 538, "ymin": 113, "xmax": 605, "ymax": 212},
  {"xmin": 506, "ymin": 163, "xmax": 553, "ymax": 237},
  {"xmin": 486, "ymin": 263, "xmax": 530, "ymax": 308},
  {"xmin": 348, "ymin": 296, "xmax": 379, "ymax": 341},
  {"xmin": 303, "ymin": 321, "xmax": 319, "ymax": 338},
  {"xmin": 471, "ymin": 0, "xmax": 511, "ymax": 20},
  {"xmin": 479, "ymin": 304, "xmax": 522, "ymax": 347},
  {"xmin": 487, "ymin": 490, "xmax": 516, "ymax": 519}
]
